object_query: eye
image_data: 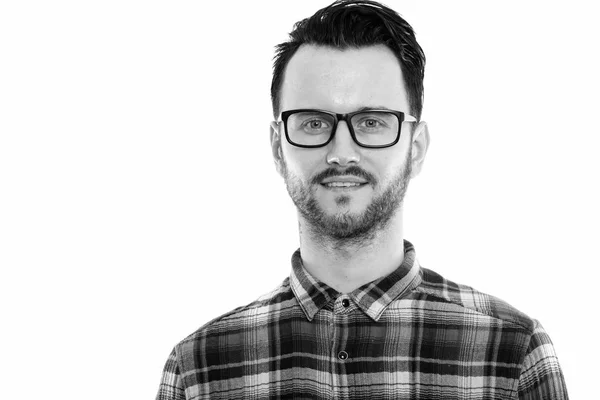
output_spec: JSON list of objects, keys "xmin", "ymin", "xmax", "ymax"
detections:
[
  {"xmin": 309, "ymin": 120, "xmax": 324, "ymax": 129},
  {"xmin": 302, "ymin": 118, "xmax": 331, "ymax": 132},
  {"xmin": 363, "ymin": 119, "xmax": 380, "ymax": 128},
  {"xmin": 352, "ymin": 112, "xmax": 397, "ymax": 133},
  {"xmin": 355, "ymin": 117, "xmax": 386, "ymax": 131}
]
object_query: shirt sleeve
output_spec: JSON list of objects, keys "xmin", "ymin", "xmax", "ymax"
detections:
[
  {"xmin": 517, "ymin": 319, "xmax": 568, "ymax": 399},
  {"xmin": 156, "ymin": 346, "xmax": 185, "ymax": 400}
]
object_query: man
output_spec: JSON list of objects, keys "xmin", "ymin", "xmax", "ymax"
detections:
[{"xmin": 156, "ymin": 1, "xmax": 568, "ymax": 398}]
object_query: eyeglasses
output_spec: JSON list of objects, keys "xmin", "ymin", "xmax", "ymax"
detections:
[{"xmin": 279, "ymin": 109, "xmax": 417, "ymax": 149}]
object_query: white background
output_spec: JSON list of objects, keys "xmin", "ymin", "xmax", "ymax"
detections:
[{"xmin": 1, "ymin": 1, "xmax": 598, "ymax": 398}]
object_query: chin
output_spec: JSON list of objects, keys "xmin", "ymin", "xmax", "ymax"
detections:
[{"xmin": 320, "ymin": 196, "xmax": 370, "ymax": 214}]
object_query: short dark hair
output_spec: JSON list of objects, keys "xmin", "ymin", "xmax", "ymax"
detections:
[{"xmin": 271, "ymin": 0, "xmax": 426, "ymax": 121}]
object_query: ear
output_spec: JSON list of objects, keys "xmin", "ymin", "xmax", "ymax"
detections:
[
  {"xmin": 409, "ymin": 121, "xmax": 430, "ymax": 179},
  {"xmin": 270, "ymin": 121, "xmax": 285, "ymax": 178}
]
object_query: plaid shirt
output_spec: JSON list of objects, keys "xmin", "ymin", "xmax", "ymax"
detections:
[{"xmin": 156, "ymin": 240, "xmax": 568, "ymax": 399}]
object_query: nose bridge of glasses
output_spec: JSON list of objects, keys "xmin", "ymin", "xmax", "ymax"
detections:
[
  {"xmin": 333, "ymin": 113, "xmax": 353, "ymax": 136},
  {"xmin": 329, "ymin": 114, "xmax": 360, "ymax": 154}
]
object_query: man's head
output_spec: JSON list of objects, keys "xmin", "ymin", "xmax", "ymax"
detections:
[{"xmin": 270, "ymin": 1, "xmax": 429, "ymax": 248}]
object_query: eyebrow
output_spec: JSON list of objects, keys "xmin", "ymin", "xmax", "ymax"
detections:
[{"xmin": 355, "ymin": 106, "xmax": 393, "ymax": 112}]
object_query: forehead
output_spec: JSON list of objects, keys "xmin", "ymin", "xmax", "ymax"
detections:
[{"xmin": 280, "ymin": 44, "xmax": 409, "ymax": 113}]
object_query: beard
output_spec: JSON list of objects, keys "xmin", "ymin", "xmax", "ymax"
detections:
[{"xmin": 281, "ymin": 148, "xmax": 412, "ymax": 250}]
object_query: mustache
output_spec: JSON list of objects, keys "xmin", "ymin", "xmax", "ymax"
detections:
[{"xmin": 312, "ymin": 165, "xmax": 376, "ymax": 185}]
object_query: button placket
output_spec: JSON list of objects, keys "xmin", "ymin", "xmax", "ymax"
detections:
[
  {"xmin": 331, "ymin": 296, "xmax": 351, "ymax": 397},
  {"xmin": 333, "ymin": 297, "xmax": 351, "ymax": 363}
]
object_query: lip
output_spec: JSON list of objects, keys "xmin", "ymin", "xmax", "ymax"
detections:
[
  {"xmin": 321, "ymin": 176, "xmax": 368, "ymax": 184},
  {"xmin": 320, "ymin": 182, "xmax": 369, "ymax": 191}
]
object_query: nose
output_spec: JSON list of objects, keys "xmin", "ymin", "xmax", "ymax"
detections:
[{"xmin": 326, "ymin": 121, "xmax": 360, "ymax": 166}]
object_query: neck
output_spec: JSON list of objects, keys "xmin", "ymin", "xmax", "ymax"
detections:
[{"xmin": 298, "ymin": 208, "xmax": 405, "ymax": 294}]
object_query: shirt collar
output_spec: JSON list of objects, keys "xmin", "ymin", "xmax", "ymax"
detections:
[{"xmin": 290, "ymin": 239, "xmax": 421, "ymax": 322}]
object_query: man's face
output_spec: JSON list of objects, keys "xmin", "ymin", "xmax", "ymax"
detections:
[{"xmin": 272, "ymin": 44, "xmax": 422, "ymax": 244}]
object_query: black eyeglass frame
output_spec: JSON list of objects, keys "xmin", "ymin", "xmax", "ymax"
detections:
[{"xmin": 279, "ymin": 108, "xmax": 417, "ymax": 149}]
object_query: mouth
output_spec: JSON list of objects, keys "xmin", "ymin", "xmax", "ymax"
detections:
[{"xmin": 320, "ymin": 182, "xmax": 369, "ymax": 191}]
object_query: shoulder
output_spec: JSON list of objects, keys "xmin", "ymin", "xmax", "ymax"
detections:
[
  {"xmin": 413, "ymin": 266, "xmax": 535, "ymax": 334},
  {"xmin": 174, "ymin": 277, "xmax": 295, "ymax": 351}
]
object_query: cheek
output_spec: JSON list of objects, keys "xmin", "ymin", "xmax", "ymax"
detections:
[
  {"xmin": 285, "ymin": 148, "xmax": 326, "ymax": 179},
  {"xmin": 373, "ymin": 149, "xmax": 410, "ymax": 183}
]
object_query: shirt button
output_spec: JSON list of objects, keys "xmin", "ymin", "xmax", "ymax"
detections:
[
  {"xmin": 338, "ymin": 351, "xmax": 348, "ymax": 360},
  {"xmin": 341, "ymin": 299, "xmax": 350, "ymax": 308}
]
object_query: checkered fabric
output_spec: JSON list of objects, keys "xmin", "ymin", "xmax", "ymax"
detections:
[{"xmin": 156, "ymin": 240, "xmax": 568, "ymax": 399}]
